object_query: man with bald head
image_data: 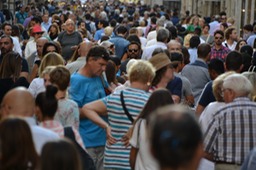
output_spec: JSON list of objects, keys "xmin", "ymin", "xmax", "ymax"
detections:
[
  {"xmin": 66, "ymin": 41, "xmax": 92, "ymax": 74},
  {"xmin": 58, "ymin": 19, "xmax": 83, "ymax": 61},
  {"xmin": 27, "ymin": 37, "xmax": 49, "ymax": 81},
  {"xmin": 168, "ymin": 40, "xmax": 182, "ymax": 53},
  {"xmin": 0, "ymin": 87, "xmax": 59, "ymax": 154}
]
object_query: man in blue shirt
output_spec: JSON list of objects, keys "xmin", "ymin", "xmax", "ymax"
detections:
[{"xmin": 69, "ymin": 46, "xmax": 110, "ymax": 170}]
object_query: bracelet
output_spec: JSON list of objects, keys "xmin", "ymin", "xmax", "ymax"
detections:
[{"xmin": 104, "ymin": 124, "xmax": 109, "ymax": 129}]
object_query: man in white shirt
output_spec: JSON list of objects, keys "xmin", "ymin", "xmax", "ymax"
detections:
[
  {"xmin": 141, "ymin": 28, "xmax": 169, "ymax": 60},
  {"xmin": 1, "ymin": 87, "xmax": 59, "ymax": 154},
  {"xmin": 222, "ymin": 27, "xmax": 237, "ymax": 51},
  {"xmin": 2, "ymin": 23, "xmax": 22, "ymax": 56}
]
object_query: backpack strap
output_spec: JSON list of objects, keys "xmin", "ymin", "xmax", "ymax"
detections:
[{"xmin": 120, "ymin": 91, "xmax": 134, "ymax": 123}]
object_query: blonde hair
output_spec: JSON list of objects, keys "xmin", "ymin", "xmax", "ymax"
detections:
[
  {"xmin": 104, "ymin": 26, "xmax": 113, "ymax": 37},
  {"xmin": 42, "ymin": 66, "xmax": 56, "ymax": 77},
  {"xmin": 38, "ymin": 52, "xmax": 65, "ymax": 77},
  {"xmin": 128, "ymin": 60, "xmax": 155, "ymax": 84}
]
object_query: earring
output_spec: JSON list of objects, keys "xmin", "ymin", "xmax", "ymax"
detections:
[{"xmin": 146, "ymin": 82, "xmax": 151, "ymax": 86}]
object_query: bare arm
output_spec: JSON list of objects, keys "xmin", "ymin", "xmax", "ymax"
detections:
[
  {"xmin": 130, "ymin": 147, "xmax": 139, "ymax": 170},
  {"xmin": 196, "ymin": 104, "xmax": 205, "ymax": 117},
  {"xmin": 81, "ymin": 100, "xmax": 116, "ymax": 144}
]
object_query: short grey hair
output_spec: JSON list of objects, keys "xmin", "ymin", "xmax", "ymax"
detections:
[
  {"xmin": 157, "ymin": 28, "xmax": 169, "ymax": 43},
  {"xmin": 223, "ymin": 73, "xmax": 253, "ymax": 97}
]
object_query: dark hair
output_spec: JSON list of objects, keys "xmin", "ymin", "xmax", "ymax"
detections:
[
  {"xmin": 170, "ymin": 52, "xmax": 184, "ymax": 68},
  {"xmin": 241, "ymin": 53, "xmax": 252, "ymax": 73},
  {"xmin": 116, "ymin": 25, "xmax": 128, "ymax": 34},
  {"xmin": 225, "ymin": 51, "xmax": 243, "ymax": 71},
  {"xmin": 35, "ymin": 85, "xmax": 58, "ymax": 118},
  {"xmin": 235, "ymin": 40, "xmax": 247, "ymax": 51},
  {"xmin": 11, "ymin": 24, "xmax": 20, "ymax": 37},
  {"xmin": 208, "ymin": 58, "xmax": 225, "ymax": 75},
  {"xmin": 240, "ymin": 45, "xmax": 253, "ymax": 56},
  {"xmin": 181, "ymin": 47, "xmax": 190, "ymax": 65},
  {"xmin": 197, "ymin": 43, "xmax": 211, "ymax": 59},
  {"xmin": 99, "ymin": 19, "xmax": 108, "ymax": 28},
  {"xmin": 243, "ymin": 24, "xmax": 253, "ymax": 32},
  {"xmin": 214, "ymin": 30, "xmax": 224, "ymax": 37},
  {"xmin": 136, "ymin": 89, "xmax": 174, "ymax": 124},
  {"xmin": 86, "ymin": 45, "xmax": 110, "ymax": 62},
  {"xmin": 40, "ymin": 139, "xmax": 82, "ymax": 170},
  {"xmin": 189, "ymin": 36, "xmax": 200, "ymax": 48},
  {"xmin": 149, "ymin": 105, "xmax": 202, "ymax": 168},
  {"xmin": 166, "ymin": 26, "xmax": 177, "ymax": 39},
  {"xmin": 0, "ymin": 118, "xmax": 39, "ymax": 170},
  {"xmin": 42, "ymin": 41, "xmax": 61, "ymax": 56},
  {"xmin": 152, "ymin": 48, "xmax": 164, "ymax": 57},
  {"xmin": 126, "ymin": 34, "xmax": 141, "ymax": 45},
  {"xmin": 2, "ymin": 22, "xmax": 12, "ymax": 30},
  {"xmin": 31, "ymin": 16, "xmax": 42, "ymax": 24},
  {"xmin": 105, "ymin": 60, "xmax": 118, "ymax": 85}
]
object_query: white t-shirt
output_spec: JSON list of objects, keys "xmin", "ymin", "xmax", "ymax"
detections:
[
  {"xmin": 130, "ymin": 119, "xmax": 160, "ymax": 170},
  {"xmin": 199, "ymin": 101, "xmax": 226, "ymax": 133}
]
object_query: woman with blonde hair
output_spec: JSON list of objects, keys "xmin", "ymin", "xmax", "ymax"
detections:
[
  {"xmin": 81, "ymin": 60, "xmax": 156, "ymax": 169},
  {"xmin": 28, "ymin": 52, "xmax": 65, "ymax": 98}
]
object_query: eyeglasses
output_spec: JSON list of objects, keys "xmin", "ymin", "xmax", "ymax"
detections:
[
  {"xmin": 128, "ymin": 49, "xmax": 139, "ymax": 53},
  {"xmin": 215, "ymin": 36, "xmax": 223, "ymax": 40}
]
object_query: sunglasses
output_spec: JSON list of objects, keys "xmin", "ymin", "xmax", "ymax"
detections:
[
  {"xmin": 215, "ymin": 36, "xmax": 223, "ymax": 40},
  {"xmin": 35, "ymin": 32, "xmax": 43, "ymax": 35},
  {"xmin": 128, "ymin": 49, "xmax": 139, "ymax": 53}
]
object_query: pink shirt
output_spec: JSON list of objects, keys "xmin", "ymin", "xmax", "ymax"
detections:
[{"xmin": 40, "ymin": 120, "xmax": 86, "ymax": 151}]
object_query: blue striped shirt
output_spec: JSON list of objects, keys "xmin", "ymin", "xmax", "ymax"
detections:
[{"xmin": 102, "ymin": 87, "xmax": 150, "ymax": 170}]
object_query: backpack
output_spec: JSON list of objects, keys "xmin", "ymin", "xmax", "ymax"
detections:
[{"xmin": 64, "ymin": 127, "xmax": 96, "ymax": 170}]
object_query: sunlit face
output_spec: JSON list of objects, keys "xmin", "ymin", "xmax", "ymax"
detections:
[{"xmin": 43, "ymin": 74, "xmax": 51, "ymax": 87}]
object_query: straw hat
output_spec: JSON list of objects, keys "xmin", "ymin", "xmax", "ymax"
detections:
[{"xmin": 149, "ymin": 53, "xmax": 172, "ymax": 71}]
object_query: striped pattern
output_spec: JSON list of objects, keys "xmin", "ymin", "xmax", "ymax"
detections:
[
  {"xmin": 103, "ymin": 88, "xmax": 150, "ymax": 170},
  {"xmin": 204, "ymin": 97, "xmax": 256, "ymax": 164}
]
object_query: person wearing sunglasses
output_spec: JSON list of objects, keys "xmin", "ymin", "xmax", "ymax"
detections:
[
  {"xmin": 24, "ymin": 24, "xmax": 44, "ymax": 59},
  {"xmin": 210, "ymin": 30, "xmax": 230, "ymax": 61},
  {"xmin": 120, "ymin": 41, "xmax": 141, "ymax": 75}
]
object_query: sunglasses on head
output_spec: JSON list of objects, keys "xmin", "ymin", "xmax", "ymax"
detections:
[{"xmin": 128, "ymin": 49, "xmax": 139, "ymax": 53}]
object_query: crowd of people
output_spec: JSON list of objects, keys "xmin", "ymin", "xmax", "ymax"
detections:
[{"xmin": 1, "ymin": 0, "xmax": 256, "ymax": 170}]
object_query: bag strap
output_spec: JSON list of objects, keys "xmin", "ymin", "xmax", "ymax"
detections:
[
  {"xmin": 64, "ymin": 126, "xmax": 76, "ymax": 143},
  {"xmin": 120, "ymin": 91, "xmax": 134, "ymax": 123}
]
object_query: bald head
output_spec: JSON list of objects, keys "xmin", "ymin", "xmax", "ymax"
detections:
[
  {"xmin": 36, "ymin": 37, "xmax": 49, "ymax": 57},
  {"xmin": 168, "ymin": 40, "xmax": 182, "ymax": 52},
  {"xmin": 78, "ymin": 41, "xmax": 93, "ymax": 57},
  {"xmin": 1, "ymin": 87, "xmax": 35, "ymax": 118}
]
